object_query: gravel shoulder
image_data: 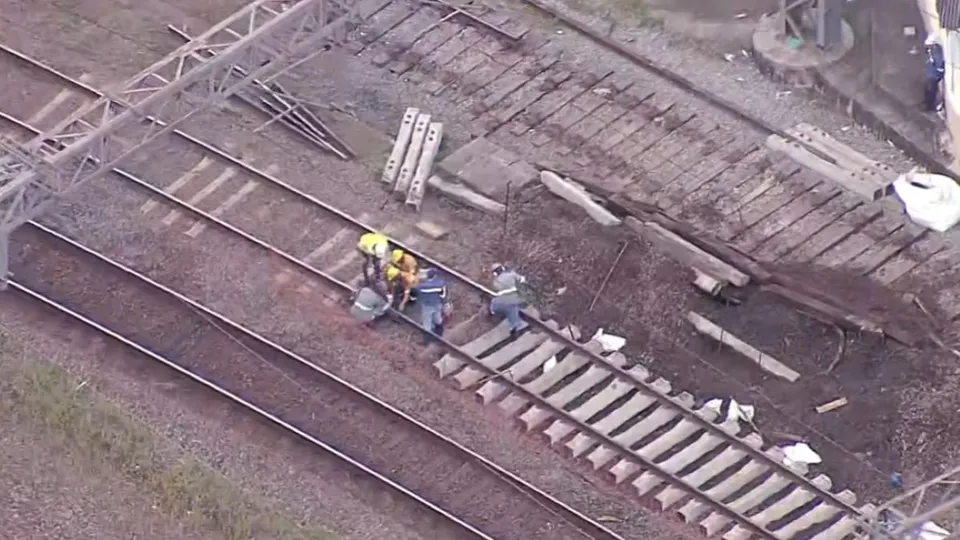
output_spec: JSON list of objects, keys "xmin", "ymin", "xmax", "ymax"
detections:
[{"xmin": 0, "ymin": 329, "xmax": 335, "ymax": 540}]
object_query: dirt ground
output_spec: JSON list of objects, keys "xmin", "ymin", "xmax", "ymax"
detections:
[{"xmin": 491, "ymin": 193, "xmax": 959, "ymax": 500}]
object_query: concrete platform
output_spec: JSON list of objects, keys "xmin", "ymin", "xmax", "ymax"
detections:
[{"xmin": 751, "ymin": 14, "xmax": 854, "ymax": 88}]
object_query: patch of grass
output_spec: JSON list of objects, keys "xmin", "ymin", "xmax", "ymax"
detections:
[{"xmin": 0, "ymin": 337, "xmax": 335, "ymax": 540}]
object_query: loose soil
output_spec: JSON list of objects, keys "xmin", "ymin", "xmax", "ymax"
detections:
[{"xmin": 490, "ymin": 194, "xmax": 959, "ymax": 501}]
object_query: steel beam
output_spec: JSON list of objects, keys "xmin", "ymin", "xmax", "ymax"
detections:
[
  {"xmin": 868, "ymin": 465, "xmax": 960, "ymax": 539},
  {"xmin": 0, "ymin": 0, "xmax": 380, "ymax": 286}
]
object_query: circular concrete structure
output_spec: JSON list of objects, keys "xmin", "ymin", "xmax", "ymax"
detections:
[{"xmin": 752, "ymin": 14, "xmax": 854, "ymax": 87}]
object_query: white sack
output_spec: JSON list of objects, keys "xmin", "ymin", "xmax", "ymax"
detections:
[{"xmin": 893, "ymin": 172, "xmax": 960, "ymax": 232}]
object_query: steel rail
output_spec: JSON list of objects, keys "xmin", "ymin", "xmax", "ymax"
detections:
[
  {"xmin": 0, "ymin": 44, "xmax": 869, "ymax": 535},
  {"xmin": 0, "ymin": 43, "xmax": 864, "ymax": 535},
  {"xmin": 23, "ymin": 219, "xmax": 619, "ymax": 540},
  {"xmin": 5, "ymin": 277, "xmax": 494, "ymax": 540},
  {"xmin": 0, "ymin": 102, "xmax": 753, "ymax": 538}
]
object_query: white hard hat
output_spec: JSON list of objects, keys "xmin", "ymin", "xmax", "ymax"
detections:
[
  {"xmin": 373, "ymin": 243, "xmax": 387, "ymax": 259},
  {"xmin": 926, "ymin": 34, "xmax": 939, "ymax": 46}
]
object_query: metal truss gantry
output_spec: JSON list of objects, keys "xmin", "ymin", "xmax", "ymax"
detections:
[
  {"xmin": 0, "ymin": 0, "xmax": 381, "ymax": 286},
  {"xmin": 865, "ymin": 464, "xmax": 960, "ymax": 539}
]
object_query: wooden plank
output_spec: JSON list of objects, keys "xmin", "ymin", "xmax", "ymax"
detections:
[
  {"xmin": 721, "ymin": 164, "xmax": 817, "ymax": 241},
  {"xmin": 389, "ymin": 21, "xmax": 464, "ymax": 76},
  {"xmin": 813, "ymin": 212, "xmax": 903, "ymax": 268},
  {"xmin": 562, "ymin": 102, "xmax": 629, "ymax": 155},
  {"xmin": 352, "ymin": 2, "xmax": 415, "ymax": 54},
  {"xmin": 714, "ymin": 159, "xmax": 795, "ymax": 218},
  {"xmin": 889, "ymin": 247, "xmax": 960, "ymax": 293},
  {"xmin": 752, "ymin": 192, "xmax": 860, "ymax": 262},
  {"xmin": 654, "ymin": 137, "xmax": 750, "ymax": 210},
  {"xmin": 733, "ymin": 180, "xmax": 840, "ymax": 254},
  {"xmin": 687, "ymin": 312, "xmax": 800, "ymax": 382},
  {"xmin": 645, "ymin": 117, "xmax": 717, "ymax": 171},
  {"xmin": 423, "ymin": 29, "xmax": 486, "ymax": 95},
  {"xmin": 623, "ymin": 107, "xmax": 695, "ymax": 167},
  {"xmin": 489, "ymin": 70, "xmax": 569, "ymax": 126},
  {"xmin": 668, "ymin": 121, "xmax": 724, "ymax": 170},
  {"xmin": 536, "ymin": 86, "xmax": 611, "ymax": 145},
  {"xmin": 625, "ymin": 217, "xmax": 750, "ymax": 286},
  {"xmin": 871, "ymin": 233, "xmax": 946, "ymax": 286},
  {"xmin": 582, "ymin": 91, "xmax": 652, "ymax": 154},
  {"xmin": 476, "ymin": 54, "xmax": 558, "ymax": 114},
  {"xmin": 763, "ymin": 284, "xmax": 884, "ymax": 336},
  {"xmin": 675, "ymin": 146, "xmax": 770, "ymax": 214},
  {"xmin": 607, "ymin": 195, "xmax": 773, "ymax": 282},
  {"xmin": 766, "ymin": 134, "xmax": 888, "ymax": 202},
  {"xmin": 780, "ymin": 202, "xmax": 880, "ymax": 263},
  {"xmin": 592, "ymin": 95, "xmax": 655, "ymax": 152},
  {"xmin": 370, "ymin": 8, "xmax": 438, "ymax": 67},
  {"xmin": 509, "ymin": 71, "xmax": 600, "ymax": 135},
  {"xmin": 844, "ymin": 222, "xmax": 927, "ymax": 276}
]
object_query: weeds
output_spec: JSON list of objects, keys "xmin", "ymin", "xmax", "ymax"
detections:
[{"xmin": 0, "ymin": 339, "xmax": 335, "ymax": 540}]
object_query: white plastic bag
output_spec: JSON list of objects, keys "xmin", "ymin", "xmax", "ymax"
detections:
[{"xmin": 893, "ymin": 171, "xmax": 960, "ymax": 232}]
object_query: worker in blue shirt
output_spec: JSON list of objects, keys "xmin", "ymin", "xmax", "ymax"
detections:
[
  {"xmin": 413, "ymin": 268, "xmax": 447, "ymax": 342},
  {"xmin": 489, "ymin": 263, "xmax": 529, "ymax": 335},
  {"xmin": 924, "ymin": 35, "xmax": 946, "ymax": 112}
]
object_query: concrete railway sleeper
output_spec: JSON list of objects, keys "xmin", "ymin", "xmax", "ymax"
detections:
[
  {"xmin": 1, "ymin": 104, "xmax": 774, "ymax": 539},
  {"xmin": 0, "ymin": 41, "xmax": 886, "ymax": 540},
  {"xmin": 6, "ymin": 279, "xmax": 500, "ymax": 539},
  {"xmin": 12, "ymin": 222, "xmax": 620, "ymax": 540}
]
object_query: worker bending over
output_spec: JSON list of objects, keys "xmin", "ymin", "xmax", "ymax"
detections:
[
  {"xmin": 384, "ymin": 249, "xmax": 420, "ymax": 309},
  {"xmin": 385, "ymin": 265, "xmax": 418, "ymax": 311},
  {"xmin": 414, "ymin": 268, "xmax": 448, "ymax": 342},
  {"xmin": 350, "ymin": 286, "xmax": 391, "ymax": 323},
  {"xmin": 489, "ymin": 264, "xmax": 529, "ymax": 336},
  {"xmin": 356, "ymin": 231, "xmax": 390, "ymax": 296}
]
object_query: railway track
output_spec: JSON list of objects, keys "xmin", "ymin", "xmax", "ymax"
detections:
[
  {"xmin": 11, "ymin": 221, "xmax": 620, "ymax": 540},
  {"xmin": 0, "ymin": 9, "xmax": 890, "ymax": 540}
]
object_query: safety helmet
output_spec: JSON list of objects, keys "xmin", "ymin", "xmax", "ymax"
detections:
[
  {"xmin": 926, "ymin": 34, "xmax": 939, "ymax": 47},
  {"xmin": 491, "ymin": 263, "xmax": 505, "ymax": 276},
  {"xmin": 373, "ymin": 242, "xmax": 387, "ymax": 259},
  {"xmin": 391, "ymin": 249, "xmax": 405, "ymax": 264},
  {"xmin": 385, "ymin": 266, "xmax": 400, "ymax": 281}
]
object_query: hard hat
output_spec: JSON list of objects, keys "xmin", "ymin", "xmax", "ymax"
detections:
[
  {"xmin": 391, "ymin": 249, "xmax": 404, "ymax": 264},
  {"xmin": 373, "ymin": 242, "xmax": 387, "ymax": 259},
  {"xmin": 491, "ymin": 263, "xmax": 505, "ymax": 275},
  {"xmin": 385, "ymin": 266, "xmax": 400, "ymax": 280},
  {"xmin": 926, "ymin": 34, "xmax": 939, "ymax": 46}
]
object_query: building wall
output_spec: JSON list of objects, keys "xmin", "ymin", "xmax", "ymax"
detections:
[{"xmin": 920, "ymin": 0, "xmax": 960, "ymax": 168}]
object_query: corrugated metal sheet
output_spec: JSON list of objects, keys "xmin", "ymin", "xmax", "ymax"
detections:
[{"xmin": 939, "ymin": 0, "xmax": 960, "ymax": 30}]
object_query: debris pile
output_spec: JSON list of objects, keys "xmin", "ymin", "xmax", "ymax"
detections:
[{"xmin": 166, "ymin": 25, "xmax": 354, "ymax": 160}]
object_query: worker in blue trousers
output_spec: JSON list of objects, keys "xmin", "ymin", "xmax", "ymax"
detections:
[
  {"xmin": 413, "ymin": 268, "xmax": 448, "ymax": 343},
  {"xmin": 924, "ymin": 35, "xmax": 946, "ymax": 113},
  {"xmin": 488, "ymin": 263, "xmax": 529, "ymax": 336}
]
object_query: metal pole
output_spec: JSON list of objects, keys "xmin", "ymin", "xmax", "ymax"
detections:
[{"xmin": 0, "ymin": 231, "xmax": 9, "ymax": 290}]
